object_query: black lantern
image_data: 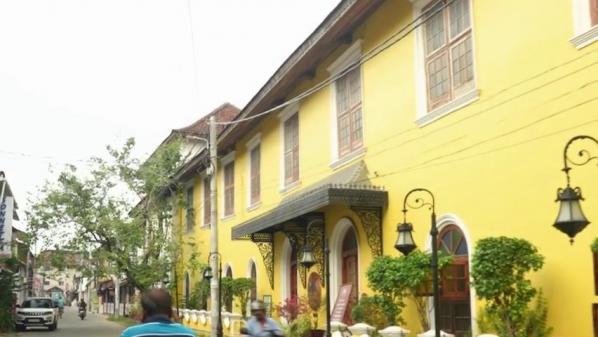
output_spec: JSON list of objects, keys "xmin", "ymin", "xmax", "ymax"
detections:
[
  {"xmin": 299, "ymin": 244, "xmax": 317, "ymax": 269},
  {"xmin": 553, "ymin": 135, "xmax": 598, "ymax": 243},
  {"xmin": 554, "ymin": 186, "xmax": 590, "ymax": 243},
  {"xmin": 203, "ymin": 266, "xmax": 214, "ymax": 281},
  {"xmin": 395, "ymin": 222, "xmax": 416, "ymax": 256}
]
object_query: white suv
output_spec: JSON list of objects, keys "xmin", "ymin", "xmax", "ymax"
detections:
[{"xmin": 15, "ymin": 297, "xmax": 58, "ymax": 331}]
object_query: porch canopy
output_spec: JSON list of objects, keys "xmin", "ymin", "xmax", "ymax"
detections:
[
  {"xmin": 231, "ymin": 161, "xmax": 387, "ymax": 239},
  {"xmin": 230, "ymin": 161, "xmax": 387, "ymax": 290}
]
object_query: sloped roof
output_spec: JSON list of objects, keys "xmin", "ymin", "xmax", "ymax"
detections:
[
  {"xmin": 218, "ymin": 0, "xmax": 384, "ymax": 150},
  {"xmin": 174, "ymin": 102, "xmax": 240, "ymax": 137}
]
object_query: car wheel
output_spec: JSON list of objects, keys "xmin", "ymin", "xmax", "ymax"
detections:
[
  {"xmin": 15, "ymin": 324, "xmax": 25, "ymax": 331},
  {"xmin": 49, "ymin": 321, "xmax": 57, "ymax": 331}
]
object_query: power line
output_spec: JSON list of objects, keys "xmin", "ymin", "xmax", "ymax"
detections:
[{"xmin": 214, "ymin": 0, "xmax": 457, "ymax": 126}]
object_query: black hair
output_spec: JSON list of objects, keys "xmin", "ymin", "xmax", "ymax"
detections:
[{"xmin": 141, "ymin": 288, "xmax": 173, "ymax": 317}]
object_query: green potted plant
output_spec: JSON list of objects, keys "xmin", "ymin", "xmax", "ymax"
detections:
[{"xmin": 471, "ymin": 236, "xmax": 552, "ymax": 337}]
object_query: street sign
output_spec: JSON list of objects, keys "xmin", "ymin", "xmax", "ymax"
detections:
[{"xmin": 0, "ymin": 197, "xmax": 14, "ymax": 256}]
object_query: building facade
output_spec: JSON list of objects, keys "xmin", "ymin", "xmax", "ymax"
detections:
[{"xmin": 173, "ymin": 1, "xmax": 598, "ymax": 336}]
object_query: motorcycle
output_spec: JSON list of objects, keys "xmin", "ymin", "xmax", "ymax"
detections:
[{"xmin": 78, "ymin": 307, "xmax": 86, "ymax": 320}]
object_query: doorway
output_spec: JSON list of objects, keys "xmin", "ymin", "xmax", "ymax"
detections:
[{"xmin": 438, "ymin": 225, "xmax": 472, "ymax": 337}]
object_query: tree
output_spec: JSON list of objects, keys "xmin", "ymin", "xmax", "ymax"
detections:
[
  {"xmin": 27, "ymin": 137, "xmax": 195, "ymax": 291},
  {"xmin": 471, "ymin": 237, "xmax": 546, "ymax": 337},
  {"xmin": 366, "ymin": 251, "xmax": 452, "ymax": 331},
  {"xmin": 0, "ymin": 257, "xmax": 19, "ymax": 332}
]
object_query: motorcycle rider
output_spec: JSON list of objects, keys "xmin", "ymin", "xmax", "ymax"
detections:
[
  {"xmin": 241, "ymin": 300, "xmax": 284, "ymax": 337},
  {"xmin": 78, "ymin": 299, "xmax": 87, "ymax": 319}
]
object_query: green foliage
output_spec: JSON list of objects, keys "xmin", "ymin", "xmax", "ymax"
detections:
[
  {"xmin": 230, "ymin": 278, "xmax": 255, "ymax": 317},
  {"xmin": 366, "ymin": 251, "xmax": 452, "ymax": 331},
  {"xmin": 478, "ymin": 291, "xmax": 552, "ymax": 337},
  {"xmin": 283, "ymin": 314, "xmax": 312, "ymax": 337},
  {"xmin": 591, "ymin": 238, "xmax": 598, "ymax": 253},
  {"xmin": 221, "ymin": 277, "xmax": 234, "ymax": 312},
  {"xmin": 27, "ymin": 137, "xmax": 194, "ymax": 291},
  {"xmin": 0, "ymin": 261, "xmax": 17, "ymax": 332},
  {"xmin": 186, "ymin": 279, "xmax": 210, "ymax": 310},
  {"xmin": 471, "ymin": 237, "xmax": 545, "ymax": 337},
  {"xmin": 351, "ymin": 294, "xmax": 401, "ymax": 329}
]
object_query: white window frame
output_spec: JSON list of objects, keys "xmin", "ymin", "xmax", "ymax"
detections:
[
  {"xmin": 220, "ymin": 151, "xmax": 236, "ymax": 219},
  {"xmin": 412, "ymin": 0, "xmax": 479, "ymax": 127},
  {"xmin": 245, "ymin": 133, "xmax": 262, "ymax": 210},
  {"xmin": 278, "ymin": 103, "xmax": 301, "ymax": 193},
  {"xmin": 571, "ymin": 0, "xmax": 598, "ymax": 48},
  {"xmin": 327, "ymin": 39, "xmax": 367, "ymax": 168}
]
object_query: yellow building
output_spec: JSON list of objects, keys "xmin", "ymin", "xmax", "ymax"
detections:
[{"xmin": 173, "ymin": 1, "xmax": 598, "ymax": 336}]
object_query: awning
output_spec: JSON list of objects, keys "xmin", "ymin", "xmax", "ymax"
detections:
[{"xmin": 231, "ymin": 161, "xmax": 387, "ymax": 239}]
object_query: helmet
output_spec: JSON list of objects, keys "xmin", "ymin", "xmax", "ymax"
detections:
[{"xmin": 250, "ymin": 300, "xmax": 265, "ymax": 311}]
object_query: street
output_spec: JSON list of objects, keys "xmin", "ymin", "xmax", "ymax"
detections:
[{"xmin": 1, "ymin": 307, "xmax": 127, "ymax": 337}]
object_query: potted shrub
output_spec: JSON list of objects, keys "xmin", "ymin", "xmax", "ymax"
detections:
[
  {"xmin": 471, "ymin": 236, "xmax": 552, "ymax": 337},
  {"xmin": 275, "ymin": 295, "xmax": 307, "ymax": 325}
]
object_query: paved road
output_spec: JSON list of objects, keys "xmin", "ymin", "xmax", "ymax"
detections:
[{"xmin": 1, "ymin": 307, "xmax": 126, "ymax": 337}]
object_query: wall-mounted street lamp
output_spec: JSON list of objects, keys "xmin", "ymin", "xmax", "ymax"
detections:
[
  {"xmin": 395, "ymin": 188, "xmax": 441, "ymax": 337},
  {"xmin": 299, "ymin": 221, "xmax": 331, "ymax": 337},
  {"xmin": 553, "ymin": 135, "xmax": 598, "ymax": 244},
  {"xmin": 203, "ymin": 252, "xmax": 223, "ymax": 337}
]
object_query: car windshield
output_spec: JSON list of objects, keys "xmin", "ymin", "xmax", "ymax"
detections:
[{"xmin": 22, "ymin": 299, "xmax": 53, "ymax": 308}]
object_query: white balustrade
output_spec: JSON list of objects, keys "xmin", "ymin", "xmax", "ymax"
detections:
[
  {"xmin": 416, "ymin": 329, "xmax": 454, "ymax": 337},
  {"xmin": 379, "ymin": 326, "xmax": 411, "ymax": 337},
  {"xmin": 348, "ymin": 323, "xmax": 376, "ymax": 337},
  {"xmin": 330, "ymin": 321, "xmax": 348, "ymax": 337},
  {"xmin": 191, "ymin": 310, "xmax": 199, "ymax": 324}
]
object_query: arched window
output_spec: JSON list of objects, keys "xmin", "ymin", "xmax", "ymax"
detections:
[
  {"xmin": 249, "ymin": 261, "xmax": 257, "ymax": 300},
  {"xmin": 290, "ymin": 247, "xmax": 298, "ymax": 299},
  {"xmin": 438, "ymin": 225, "xmax": 471, "ymax": 337},
  {"xmin": 224, "ymin": 265, "xmax": 233, "ymax": 311},
  {"xmin": 184, "ymin": 272, "xmax": 190, "ymax": 307}
]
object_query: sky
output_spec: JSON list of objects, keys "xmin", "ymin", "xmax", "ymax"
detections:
[{"xmin": 0, "ymin": 0, "xmax": 341, "ymax": 223}]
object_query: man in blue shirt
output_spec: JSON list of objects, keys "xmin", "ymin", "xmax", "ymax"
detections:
[
  {"xmin": 242, "ymin": 300, "xmax": 284, "ymax": 337},
  {"xmin": 120, "ymin": 288, "xmax": 196, "ymax": 337}
]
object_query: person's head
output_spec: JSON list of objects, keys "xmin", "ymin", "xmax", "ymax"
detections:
[
  {"xmin": 250, "ymin": 300, "xmax": 266, "ymax": 320},
  {"xmin": 141, "ymin": 288, "xmax": 173, "ymax": 320}
]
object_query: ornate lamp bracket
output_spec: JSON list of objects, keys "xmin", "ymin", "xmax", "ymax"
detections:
[
  {"xmin": 352, "ymin": 206, "xmax": 383, "ymax": 257},
  {"xmin": 238, "ymin": 233, "xmax": 275, "ymax": 289},
  {"xmin": 562, "ymin": 135, "xmax": 598, "ymax": 185}
]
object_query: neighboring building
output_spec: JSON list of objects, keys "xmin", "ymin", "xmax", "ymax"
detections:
[
  {"xmin": 0, "ymin": 172, "xmax": 33, "ymax": 304},
  {"xmin": 35, "ymin": 250, "xmax": 82, "ymax": 302},
  {"xmin": 168, "ymin": 1, "xmax": 597, "ymax": 336}
]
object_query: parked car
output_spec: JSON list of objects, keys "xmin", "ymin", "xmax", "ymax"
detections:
[{"xmin": 15, "ymin": 297, "xmax": 58, "ymax": 331}]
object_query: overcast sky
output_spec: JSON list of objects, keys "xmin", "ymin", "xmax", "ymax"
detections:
[{"xmin": 0, "ymin": 0, "xmax": 340, "ymax": 221}]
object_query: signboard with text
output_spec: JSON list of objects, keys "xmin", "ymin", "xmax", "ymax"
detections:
[
  {"xmin": 331, "ymin": 283, "xmax": 353, "ymax": 323},
  {"xmin": 0, "ymin": 196, "xmax": 14, "ymax": 256}
]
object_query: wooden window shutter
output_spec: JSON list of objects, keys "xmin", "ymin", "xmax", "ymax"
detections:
[{"xmin": 591, "ymin": 0, "xmax": 598, "ymax": 26}]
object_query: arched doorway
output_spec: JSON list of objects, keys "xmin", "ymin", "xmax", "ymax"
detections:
[
  {"xmin": 438, "ymin": 225, "xmax": 471, "ymax": 337},
  {"xmin": 341, "ymin": 227, "xmax": 358, "ymax": 324}
]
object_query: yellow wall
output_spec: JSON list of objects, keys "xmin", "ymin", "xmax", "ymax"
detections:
[{"xmin": 175, "ymin": 0, "xmax": 598, "ymax": 336}]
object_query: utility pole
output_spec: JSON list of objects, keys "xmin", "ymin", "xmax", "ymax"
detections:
[{"xmin": 209, "ymin": 116, "xmax": 220, "ymax": 337}]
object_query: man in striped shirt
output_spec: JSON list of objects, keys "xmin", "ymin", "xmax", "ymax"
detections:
[{"xmin": 120, "ymin": 288, "xmax": 196, "ymax": 337}]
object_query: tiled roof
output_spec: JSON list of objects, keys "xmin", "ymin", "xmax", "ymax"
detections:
[{"xmin": 174, "ymin": 102, "xmax": 240, "ymax": 137}]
